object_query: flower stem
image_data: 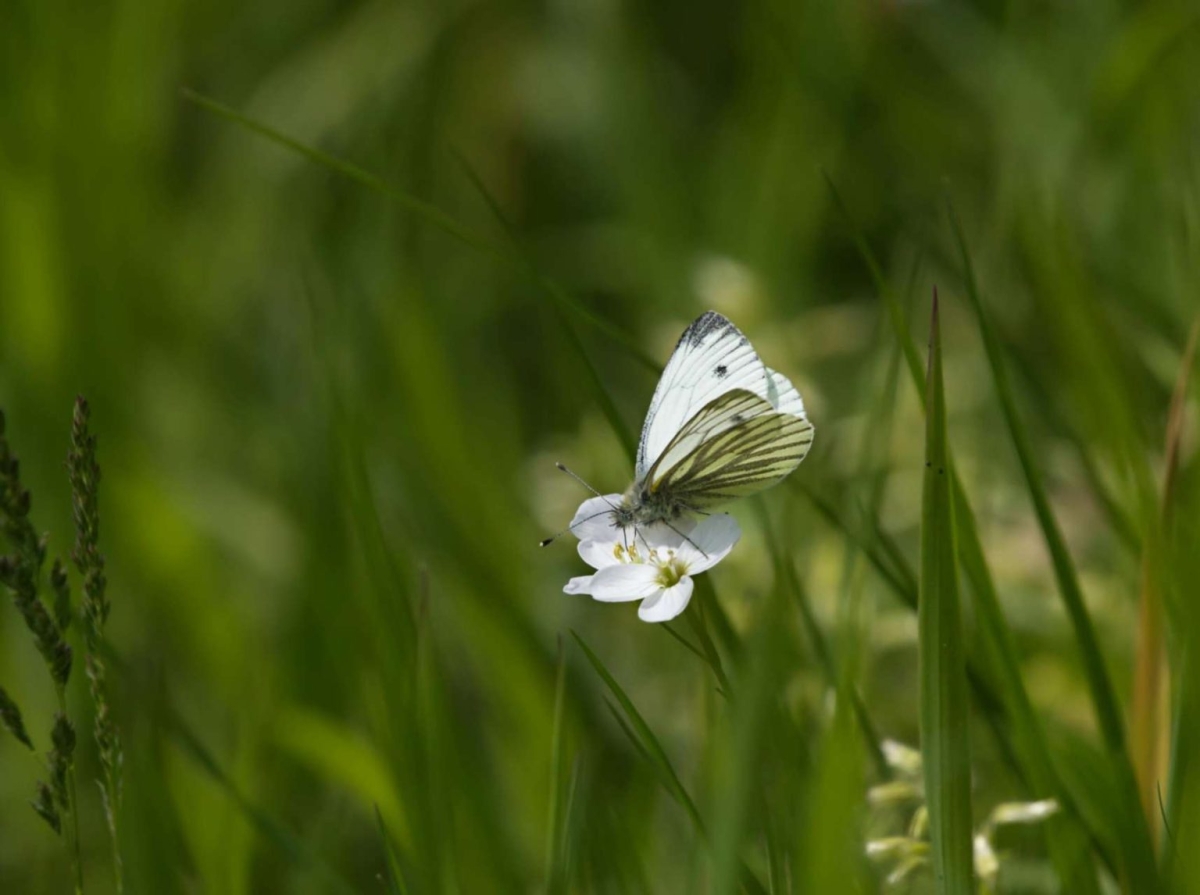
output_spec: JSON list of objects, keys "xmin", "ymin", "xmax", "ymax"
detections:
[{"xmin": 686, "ymin": 595, "xmax": 731, "ymax": 696}]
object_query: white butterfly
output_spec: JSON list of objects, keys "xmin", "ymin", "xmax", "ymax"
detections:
[{"xmin": 547, "ymin": 310, "xmax": 814, "ymax": 543}]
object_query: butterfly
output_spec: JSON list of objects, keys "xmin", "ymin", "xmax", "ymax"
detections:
[{"xmin": 545, "ymin": 310, "xmax": 814, "ymax": 545}]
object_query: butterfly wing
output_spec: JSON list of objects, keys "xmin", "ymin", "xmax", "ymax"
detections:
[
  {"xmin": 636, "ymin": 312, "xmax": 771, "ymax": 481},
  {"xmin": 644, "ymin": 388, "xmax": 815, "ymax": 510}
]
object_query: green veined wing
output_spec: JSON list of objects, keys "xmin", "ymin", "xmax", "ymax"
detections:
[{"xmin": 643, "ymin": 389, "xmax": 814, "ymax": 510}]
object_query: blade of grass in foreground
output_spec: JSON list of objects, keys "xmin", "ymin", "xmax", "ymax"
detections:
[
  {"xmin": 827, "ymin": 174, "xmax": 1108, "ymax": 889},
  {"xmin": 919, "ymin": 294, "xmax": 975, "ymax": 894},
  {"xmin": 571, "ymin": 632, "xmax": 703, "ymax": 832},
  {"xmin": 571, "ymin": 633, "xmax": 768, "ymax": 895},
  {"xmin": 947, "ymin": 199, "xmax": 1157, "ymax": 889}
]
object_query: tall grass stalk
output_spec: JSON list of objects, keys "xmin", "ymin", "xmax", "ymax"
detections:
[
  {"xmin": 68, "ymin": 397, "xmax": 123, "ymax": 893},
  {"xmin": 918, "ymin": 294, "xmax": 974, "ymax": 893}
]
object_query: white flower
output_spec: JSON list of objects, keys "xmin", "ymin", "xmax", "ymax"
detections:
[{"xmin": 562, "ymin": 495, "xmax": 741, "ymax": 623}]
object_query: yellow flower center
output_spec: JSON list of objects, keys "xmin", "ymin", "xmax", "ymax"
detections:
[
  {"xmin": 655, "ymin": 557, "xmax": 686, "ymax": 588},
  {"xmin": 611, "ymin": 543, "xmax": 686, "ymax": 587}
]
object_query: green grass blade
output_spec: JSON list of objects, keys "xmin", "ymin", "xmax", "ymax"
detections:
[
  {"xmin": 572, "ymin": 631, "xmax": 705, "ymax": 834},
  {"xmin": 692, "ymin": 576, "xmax": 745, "ymax": 667},
  {"xmin": 179, "ymin": 89, "xmax": 504, "ymax": 259},
  {"xmin": 374, "ymin": 806, "xmax": 409, "ymax": 895},
  {"xmin": 573, "ymin": 633, "xmax": 768, "ymax": 895},
  {"xmin": 683, "ymin": 598, "xmax": 732, "ymax": 697},
  {"xmin": 918, "ymin": 294, "xmax": 975, "ymax": 894},
  {"xmin": 660, "ymin": 622, "xmax": 712, "ymax": 667}
]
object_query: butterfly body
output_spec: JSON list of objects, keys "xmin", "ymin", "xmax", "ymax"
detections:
[
  {"xmin": 608, "ymin": 311, "xmax": 814, "ymax": 536},
  {"xmin": 617, "ymin": 479, "xmax": 693, "ymax": 528}
]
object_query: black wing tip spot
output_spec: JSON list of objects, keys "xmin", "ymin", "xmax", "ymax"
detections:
[
  {"xmin": 714, "ymin": 364, "xmax": 728, "ymax": 378},
  {"xmin": 683, "ymin": 310, "xmax": 737, "ymax": 348}
]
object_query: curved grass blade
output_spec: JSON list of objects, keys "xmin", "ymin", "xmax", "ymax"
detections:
[
  {"xmin": 572, "ymin": 633, "xmax": 768, "ymax": 894},
  {"xmin": 919, "ymin": 294, "xmax": 975, "ymax": 893},
  {"xmin": 572, "ymin": 632, "xmax": 703, "ymax": 832}
]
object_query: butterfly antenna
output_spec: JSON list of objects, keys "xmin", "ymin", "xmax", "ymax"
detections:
[
  {"xmin": 539, "ymin": 509, "xmax": 612, "ymax": 547},
  {"xmin": 554, "ymin": 463, "xmax": 621, "ymax": 507},
  {"xmin": 540, "ymin": 462, "xmax": 625, "ymax": 546}
]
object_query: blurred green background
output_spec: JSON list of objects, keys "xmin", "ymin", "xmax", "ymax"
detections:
[{"xmin": 2, "ymin": 0, "xmax": 1199, "ymax": 892}]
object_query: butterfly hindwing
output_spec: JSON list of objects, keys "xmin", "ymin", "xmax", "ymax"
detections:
[{"xmin": 645, "ymin": 389, "xmax": 815, "ymax": 510}]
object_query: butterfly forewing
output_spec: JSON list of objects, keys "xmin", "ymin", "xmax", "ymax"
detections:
[
  {"xmin": 646, "ymin": 389, "xmax": 815, "ymax": 510},
  {"xmin": 636, "ymin": 312, "xmax": 770, "ymax": 480}
]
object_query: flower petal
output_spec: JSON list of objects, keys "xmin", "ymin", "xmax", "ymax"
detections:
[
  {"xmin": 637, "ymin": 577, "xmax": 694, "ymax": 622},
  {"xmin": 637, "ymin": 519, "xmax": 695, "ymax": 550},
  {"xmin": 578, "ymin": 537, "xmax": 625, "ymax": 571},
  {"xmin": 563, "ymin": 575, "xmax": 595, "ymax": 595},
  {"xmin": 569, "ymin": 495, "xmax": 625, "ymax": 542},
  {"xmin": 675, "ymin": 514, "xmax": 741, "ymax": 573},
  {"xmin": 586, "ymin": 564, "xmax": 662, "ymax": 603}
]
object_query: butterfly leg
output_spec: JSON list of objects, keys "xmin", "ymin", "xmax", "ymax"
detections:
[{"xmin": 662, "ymin": 519, "xmax": 709, "ymax": 559}]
